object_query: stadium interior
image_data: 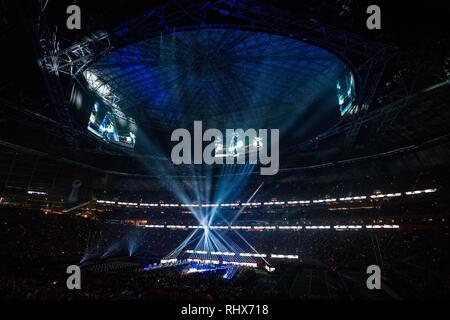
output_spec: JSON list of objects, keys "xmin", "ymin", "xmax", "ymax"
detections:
[{"xmin": 0, "ymin": 0, "xmax": 449, "ymax": 301}]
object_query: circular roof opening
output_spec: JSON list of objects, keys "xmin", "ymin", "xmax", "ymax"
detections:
[{"xmin": 86, "ymin": 27, "xmax": 355, "ymax": 143}]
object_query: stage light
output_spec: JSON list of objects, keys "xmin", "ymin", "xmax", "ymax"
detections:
[
  {"xmin": 28, "ymin": 190, "xmax": 47, "ymax": 195},
  {"xmin": 160, "ymin": 259, "xmax": 177, "ymax": 264},
  {"xmin": 270, "ymin": 254, "xmax": 298, "ymax": 259}
]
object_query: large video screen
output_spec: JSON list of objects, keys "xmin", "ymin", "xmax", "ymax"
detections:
[
  {"xmin": 87, "ymin": 102, "xmax": 137, "ymax": 149},
  {"xmin": 336, "ymin": 68, "xmax": 356, "ymax": 116},
  {"xmin": 214, "ymin": 132, "xmax": 263, "ymax": 158}
]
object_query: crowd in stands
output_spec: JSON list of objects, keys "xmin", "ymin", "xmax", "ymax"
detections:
[
  {"xmin": 93, "ymin": 170, "xmax": 443, "ymax": 205},
  {"xmin": 0, "ymin": 205, "xmax": 448, "ymax": 300}
]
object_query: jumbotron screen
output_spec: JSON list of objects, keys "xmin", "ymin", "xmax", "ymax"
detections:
[
  {"xmin": 87, "ymin": 102, "xmax": 137, "ymax": 149},
  {"xmin": 337, "ymin": 68, "xmax": 356, "ymax": 116}
]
